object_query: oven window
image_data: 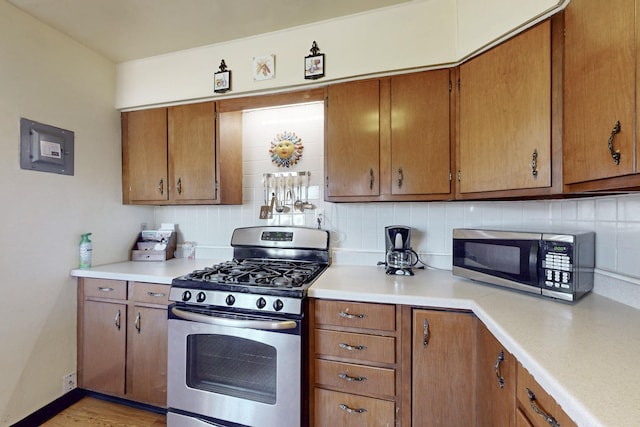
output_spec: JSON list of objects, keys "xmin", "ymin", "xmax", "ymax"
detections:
[{"xmin": 186, "ymin": 334, "xmax": 277, "ymax": 404}]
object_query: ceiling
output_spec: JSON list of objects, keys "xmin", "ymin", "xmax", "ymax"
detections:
[{"xmin": 8, "ymin": 0, "xmax": 412, "ymax": 63}]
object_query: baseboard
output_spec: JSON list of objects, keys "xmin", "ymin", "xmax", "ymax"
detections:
[
  {"xmin": 83, "ymin": 390, "xmax": 167, "ymax": 415},
  {"xmin": 11, "ymin": 388, "xmax": 86, "ymax": 427}
]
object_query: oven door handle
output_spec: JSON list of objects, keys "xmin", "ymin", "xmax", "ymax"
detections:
[{"xmin": 171, "ymin": 307, "xmax": 297, "ymax": 330}]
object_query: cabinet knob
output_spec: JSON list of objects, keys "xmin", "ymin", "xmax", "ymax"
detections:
[
  {"xmin": 397, "ymin": 167, "xmax": 404, "ymax": 188},
  {"xmin": 369, "ymin": 168, "xmax": 374, "ymax": 190},
  {"xmin": 177, "ymin": 177, "xmax": 182, "ymax": 194},
  {"xmin": 157, "ymin": 179, "xmax": 164, "ymax": 195}
]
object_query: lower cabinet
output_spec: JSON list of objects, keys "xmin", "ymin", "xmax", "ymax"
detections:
[
  {"xmin": 476, "ymin": 323, "xmax": 516, "ymax": 426},
  {"xmin": 78, "ymin": 278, "xmax": 169, "ymax": 407},
  {"xmin": 516, "ymin": 362, "xmax": 577, "ymax": 427},
  {"xmin": 310, "ymin": 299, "xmax": 401, "ymax": 427},
  {"xmin": 408, "ymin": 308, "xmax": 477, "ymax": 427}
]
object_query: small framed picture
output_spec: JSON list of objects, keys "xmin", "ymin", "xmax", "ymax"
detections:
[
  {"xmin": 214, "ymin": 70, "xmax": 231, "ymax": 93},
  {"xmin": 253, "ymin": 55, "xmax": 275, "ymax": 81},
  {"xmin": 305, "ymin": 53, "xmax": 325, "ymax": 80}
]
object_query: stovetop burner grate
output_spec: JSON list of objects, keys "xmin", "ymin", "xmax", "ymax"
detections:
[{"xmin": 180, "ymin": 258, "xmax": 325, "ymax": 289}]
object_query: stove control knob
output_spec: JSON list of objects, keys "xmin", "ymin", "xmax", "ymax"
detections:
[
  {"xmin": 273, "ymin": 299, "xmax": 284, "ymax": 311},
  {"xmin": 256, "ymin": 297, "xmax": 267, "ymax": 309},
  {"xmin": 196, "ymin": 292, "xmax": 206, "ymax": 303},
  {"xmin": 225, "ymin": 295, "xmax": 235, "ymax": 306},
  {"xmin": 181, "ymin": 291, "xmax": 192, "ymax": 302}
]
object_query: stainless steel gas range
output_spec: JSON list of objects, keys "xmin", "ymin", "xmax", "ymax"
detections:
[{"xmin": 167, "ymin": 226, "xmax": 330, "ymax": 427}]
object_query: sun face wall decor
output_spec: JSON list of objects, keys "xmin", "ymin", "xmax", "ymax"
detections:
[{"xmin": 269, "ymin": 131, "xmax": 303, "ymax": 167}]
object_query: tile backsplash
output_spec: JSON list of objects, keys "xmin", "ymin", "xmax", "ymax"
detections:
[{"xmin": 154, "ymin": 102, "xmax": 640, "ymax": 308}]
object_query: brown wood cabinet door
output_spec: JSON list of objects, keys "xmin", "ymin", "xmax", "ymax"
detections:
[
  {"xmin": 325, "ymin": 80, "xmax": 380, "ymax": 198},
  {"xmin": 411, "ymin": 309, "xmax": 476, "ymax": 427},
  {"xmin": 81, "ymin": 300, "xmax": 126, "ymax": 396},
  {"xmin": 168, "ymin": 102, "xmax": 217, "ymax": 202},
  {"xmin": 563, "ymin": 0, "xmax": 636, "ymax": 184},
  {"xmin": 391, "ymin": 70, "xmax": 451, "ymax": 195},
  {"xmin": 122, "ymin": 108, "xmax": 168, "ymax": 203},
  {"xmin": 127, "ymin": 305, "xmax": 168, "ymax": 407},
  {"xmin": 459, "ymin": 21, "xmax": 551, "ymax": 193},
  {"xmin": 476, "ymin": 324, "xmax": 516, "ymax": 427},
  {"xmin": 516, "ymin": 362, "xmax": 577, "ymax": 427}
]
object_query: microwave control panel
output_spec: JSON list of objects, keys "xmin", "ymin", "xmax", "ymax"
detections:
[{"xmin": 540, "ymin": 241, "xmax": 573, "ymax": 291}]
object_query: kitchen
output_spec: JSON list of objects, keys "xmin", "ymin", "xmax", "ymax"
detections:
[{"xmin": 2, "ymin": 0, "xmax": 640, "ymax": 426}]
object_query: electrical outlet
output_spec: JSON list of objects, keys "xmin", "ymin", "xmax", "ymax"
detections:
[
  {"xmin": 62, "ymin": 372, "xmax": 77, "ymax": 393},
  {"xmin": 315, "ymin": 209, "xmax": 325, "ymax": 228}
]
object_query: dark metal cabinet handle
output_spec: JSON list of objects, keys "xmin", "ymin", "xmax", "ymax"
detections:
[
  {"xmin": 157, "ymin": 178, "xmax": 164, "ymax": 195},
  {"xmin": 135, "ymin": 312, "xmax": 141, "ymax": 334},
  {"xmin": 339, "ymin": 404, "xmax": 367, "ymax": 414},
  {"xmin": 98, "ymin": 287, "xmax": 114, "ymax": 292},
  {"xmin": 397, "ymin": 167, "xmax": 404, "ymax": 188},
  {"xmin": 494, "ymin": 350, "xmax": 505, "ymax": 389},
  {"xmin": 526, "ymin": 388, "xmax": 560, "ymax": 427},
  {"xmin": 339, "ymin": 372, "xmax": 367, "ymax": 382},
  {"xmin": 114, "ymin": 309, "xmax": 121, "ymax": 330},
  {"xmin": 339, "ymin": 342, "xmax": 366, "ymax": 351},
  {"xmin": 369, "ymin": 168, "xmax": 374, "ymax": 190},
  {"xmin": 531, "ymin": 150, "xmax": 538, "ymax": 177},
  {"xmin": 423, "ymin": 318, "xmax": 430, "ymax": 348},
  {"xmin": 608, "ymin": 120, "xmax": 621, "ymax": 165},
  {"xmin": 339, "ymin": 311, "xmax": 367, "ymax": 320},
  {"xmin": 177, "ymin": 177, "xmax": 182, "ymax": 194}
]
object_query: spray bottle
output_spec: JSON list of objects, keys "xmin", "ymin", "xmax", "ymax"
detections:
[{"xmin": 79, "ymin": 233, "xmax": 92, "ymax": 269}]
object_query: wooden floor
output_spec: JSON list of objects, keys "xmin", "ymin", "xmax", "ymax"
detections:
[{"xmin": 40, "ymin": 397, "xmax": 166, "ymax": 427}]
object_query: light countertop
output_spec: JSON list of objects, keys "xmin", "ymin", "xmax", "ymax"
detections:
[{"xmin": 71, "ymin": 260, "xmax": 640, "ymax": 427}]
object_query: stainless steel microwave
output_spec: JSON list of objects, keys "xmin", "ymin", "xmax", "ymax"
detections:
[{"xmin": 452, "ymin": 228, "xmax": 595, "ymax": 302}]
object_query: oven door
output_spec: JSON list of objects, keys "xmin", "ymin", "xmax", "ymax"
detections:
[{"xmin": 168, "ymin": 305, "xmax": 302, "ymax": 427}]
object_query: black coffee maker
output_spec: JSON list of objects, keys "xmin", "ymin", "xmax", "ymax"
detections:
[{"xmin": 385, "ymin": 225, "xmax": 415, "ymax": 275}]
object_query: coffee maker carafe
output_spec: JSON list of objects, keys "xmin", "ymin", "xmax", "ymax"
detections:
[{"xmin": 385, "ymin": 225, "xmax": 415, "ymax": 275}]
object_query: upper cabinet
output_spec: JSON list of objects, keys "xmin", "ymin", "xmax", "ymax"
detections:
[
  {"xmin": 325, "ymin": 70, "xmax": 453, "ymax": 202},
  {"xmin": 457, "ymin": 18, "xmax": 563, "ymax": 199},
  {"xmin": 563, "ymin": 0, "xmax": 640, "ymax": 192},
  {"xmin": 122, "ymin": 101, "xmax": 242, "ymax": 205}
]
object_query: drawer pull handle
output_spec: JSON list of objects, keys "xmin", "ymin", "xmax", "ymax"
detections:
[
  {"xmin": 339, "ymin": 343, "xmax": 366, "ymax": 351},
  {"xmin": 339, "ymin": 404, "xmax": 367, "ymax": 414},
  {"xmin": 494, "ymin": 350, "xmax": 505, "ymax": 389},
  {"xmin": 147, "ymin": 291, "xmax": 166, "ymax": 298},
  {"xmin": 98, "ymin": 287, "xmax": 114, "ymax": 292},
  {"xmin": 526, "ymin": 388, "xmax": 560, "ymax": 427},
  {"xmin": 339, "ymin": 311, "xmax": 367, "ymax": 320},
  {"xmin": 339, "ymin": 372, "xmax": 367, "ymax": 382}
]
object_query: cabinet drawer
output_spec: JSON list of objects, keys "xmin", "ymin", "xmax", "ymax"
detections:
[
  {"xmin": 315, "ymin": 299, "xmax": 395, "ymax": 331},
  {"xmin": 83, "ymin": 279, "xmax": 127, "ymax": 300},
  {"xmin": 314, "ymin": 388, "xmax": 395, "ymax": 427},
  {"xmin": 516, "ymin": 362, "xmax": 577, "ymax": 427},
  {"xmin": 129, "ymin": 282, "xmax": 170, "ymax": 305},
  {"xmin": 315, "ymin": 329, "xmax": 395, "ymax": 364},
  {"xmin": 315, "ymin": 359, "xmax": 395, "ymax": 398}
]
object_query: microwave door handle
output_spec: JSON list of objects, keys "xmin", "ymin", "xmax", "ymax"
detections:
[
  {"xmin": 171, "ymin": 307, "xmax": 297, "ymax": 330},
  {"xmin": 530, "ymin": 242, "xmax": 540, "ymax": 284}
]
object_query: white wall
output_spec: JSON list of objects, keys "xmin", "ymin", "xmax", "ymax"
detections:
[
  {"xmin": 115, "ymin": 0, "xmax": 566, "ymax": 110},
  {"xmin": 0, "ymin": 2, "xmax": 154, "ymax": 425}
]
